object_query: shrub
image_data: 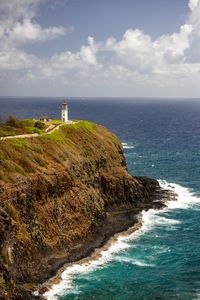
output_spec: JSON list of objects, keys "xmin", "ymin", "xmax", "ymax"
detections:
[
  {"xmin": 20, "ymin": 119, "xmax": 35, "ymax": 127},
  {"xmin": 6, "ymin": 115, "xmax": 20, "ymax": 127},
  {"xmin": 33, "ymin": 128, "xmax": 42, "ymax": 134},
  {"xmin": 34, "ymin": 121, "xmax": 45, "ymax": 130}
]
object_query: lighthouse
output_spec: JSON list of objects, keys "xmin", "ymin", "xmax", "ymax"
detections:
[{"xmin": 61, "ymin": 100, "xmax": 68, "ymax": 123}]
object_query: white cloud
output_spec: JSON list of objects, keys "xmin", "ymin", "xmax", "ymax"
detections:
[
  {"xmin": 0, "ymin": 0, "xmax": 72, "ymax": 70},
  {"xmin": 0, "ymin": 0, "xmax": 200, "ymax": 97},
  {"xmin": 0, "ymin": 48, "xmax": 35, "ymax": 70},
  {"xmin": 188, "ymin": 0, "xmax": 200, "ymax": 10},
  {"xmin": 80, "ymin": 36, "xmax": 98, "ymax": 65},
  {"xmin": 154, "ymin": 24, "xmax": 193, "ymax": 63},
  {"xmin": 8, "ymin": 19, "xmax": 67, "ymax": 45},
  {"xmin": 188, "ymin": 0, "xmax": 200, "ymax": 32},
  {"xmin": 186, "ymin": 0, "xmax": 200, "ymax": 63},
  {"xmin": 0, "ymin": 0, "xmax": 42, "ymax": 19},
  {"xmin": 104, "ymin": 29, "xmax": 157, "ymax": 73},
  {"xmin": 50, "ymin": 36, "xmax": 99, "ymax": 71}
]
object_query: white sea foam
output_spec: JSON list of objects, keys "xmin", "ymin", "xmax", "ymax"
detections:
[
  {"xmin": 122, "ymin": 142, "xmax": 136, "ymax": 149},
  {"xmin": 123, "ymin": 145, "xmax": 135, "ymax": 149},
  {"xmin": 115, "ymin": 256, "xmax": 155, "ymax": 267},
  {"xmin": 159, "ymin": 180, "xmax": 200, "ymax": 210},
  {"xmin": 44, "ymin": 181, "xmax": 200, "ymax": 300},
  {"xmin": 141, "ymin": 181, "xmax": 200, "ymax": 234},
  {"xmin": 44, "ymin": 236, "xmax": 132, "ymax": 299},
  {"xmin": 152, "ymin": 245, "xmax": 171, "ymax": 254}
]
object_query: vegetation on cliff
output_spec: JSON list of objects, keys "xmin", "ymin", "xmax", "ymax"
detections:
[
  {"xmin": 0, "ymin": 121, "xmax": 115, "ymax": 181},
  {"xmin": 0, "ymin": 116, "xmax": 50, "ymax": 138},
  {"xmin": 0, "ymin": 121, "xmax": 167, "ymax": 299}
]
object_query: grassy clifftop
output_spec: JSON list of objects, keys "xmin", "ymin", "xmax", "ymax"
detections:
[{"xmin": 0, "ymin": 120, "xmax": 120, "ymax": 182}]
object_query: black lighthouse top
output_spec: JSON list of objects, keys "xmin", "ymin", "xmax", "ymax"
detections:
[{"xmin": 62, "ymin": 100, "xmax": 67, "ymax": 109}]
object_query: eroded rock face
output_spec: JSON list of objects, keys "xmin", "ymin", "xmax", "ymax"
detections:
[{"xmin": 0, "ymin": 122, "xmax": 170, "ymax": 299}]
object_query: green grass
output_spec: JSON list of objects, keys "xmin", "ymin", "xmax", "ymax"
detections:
[
  {"xmin": 0, "ymin": 148, "xmax": 10, "ymax": 160},
  {"xmin": 0, "ymin": 125, "xmax": 16, "ymax": 137},
  {"xmin": 43, "ymin": 128, "xmax": 66, "ymax": 143},
  {"xmin": 20, "ymin": 119, "xmax": 35, "ymax": 127},
  {"xmin": 50, "ymin": 119, "xmax": 64, "ymax": 125},
  {"xmin": 109, "ymin": 134, "xmax": 119, "ymax": 142},
  {"xmin": 31, "ymin": 143, "xmax": 44, "ymax": 153},
  {"xmin": 14, "ymin": 164, "xmax": 27, "ymax": 175},
  {"xmin": 66, "ymin": 120, "xmax": 96, "ymax": 133},
  {"xmin": 0, "ymin": 119, "xmax": 114, "ymax": 180},
  {"xmin": 0, "ymin": 119, "xmax": 96, "ymax": 138},
  {"xmin": 0, "ymin": 118, "xmax": 46, "ymax": 137},
  {"xmin": 7, "ymin": 138, "xmax": 30, "ymax": 149},
  {"xmin": 19, "ymin": 157, "xmax": 35, "ymax": 173}
]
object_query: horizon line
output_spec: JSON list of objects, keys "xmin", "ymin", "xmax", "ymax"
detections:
[{"xmin": 0, "ymin": 96, "xmax": 200, "ymax": 100}]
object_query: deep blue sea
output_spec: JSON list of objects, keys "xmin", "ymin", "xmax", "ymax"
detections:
[{"xmin": 1, "ymin": 97, "xmax": 200, "ymax": 300}]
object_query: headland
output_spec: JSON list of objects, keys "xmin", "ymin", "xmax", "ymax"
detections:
[{"xmin": 0, "ymin": 120, "xmax": 175, "ymax": 299}]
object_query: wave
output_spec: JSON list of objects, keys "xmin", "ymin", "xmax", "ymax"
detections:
[
  {"xmin": 123, "ymin": 145, "xmax": 135, "ymax": 149},
  {"xmin": 44, "ymin": 181, "xmax": 200, "ymax": 300},
  {"xmin": 44, "ymin": 236, "xmax": 132, "ymax": 299},
  {"xmin": 122, "ymin": 142, "xmax": 136, "ymax": 149},
  {"xmin": 114, "ymin": 256, "xmax": 155, "ymax": 267},
  {"xmin": 151, "ymin": 245, "xmax": 171, "ymax": 254},
  {"xmin": 159, "ymin": 180, "xmax": 200, "ymax": 210},
  {"xmin": 141, "ymin": 181, "xmax": 200, "ymax": 233}
]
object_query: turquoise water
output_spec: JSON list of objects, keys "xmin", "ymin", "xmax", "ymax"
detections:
[{"xmin": 1, "ymin": 98, "xmax": 200, "ymax": 299}]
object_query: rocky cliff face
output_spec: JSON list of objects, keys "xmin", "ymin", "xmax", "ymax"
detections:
[{"xmin": 0, "ymin": 121, "xmax": 169, "ymax": 299}]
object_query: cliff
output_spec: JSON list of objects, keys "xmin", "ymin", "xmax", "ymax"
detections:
[{"xmin": 0, "ymin": 121, "xmax": 170, "ymax": 299}]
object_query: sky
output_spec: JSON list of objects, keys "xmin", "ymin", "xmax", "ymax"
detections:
[{"xmin": 0, "ymin": 0, "xmax": 200, "ymax": 98}]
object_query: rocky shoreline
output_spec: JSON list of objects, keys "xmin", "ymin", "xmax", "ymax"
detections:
[
  {"xmin": 37, "ymin": 217, "xmax": 144, "ymax": 298},
  {"xmin": 35, "ymin": 181, "xmax": 176, "ymax": 299}
]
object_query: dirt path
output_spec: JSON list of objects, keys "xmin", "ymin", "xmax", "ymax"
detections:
[{"xmin": 0, "ymin": 124, "xmax": 61, "ymax": 141}]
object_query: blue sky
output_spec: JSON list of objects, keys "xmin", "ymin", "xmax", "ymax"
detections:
[
  {"xmin": 37, "ymin": 0, "xmax": 189, "ymax": 50},
  {"xmin": 0, "ymin": 0, "xmax": 200, "ymax": 97}
]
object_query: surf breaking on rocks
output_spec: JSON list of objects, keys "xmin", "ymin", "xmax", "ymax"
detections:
[{"xmin": 42, "ymin": 181, "xmax": 199, "ymax": 300}]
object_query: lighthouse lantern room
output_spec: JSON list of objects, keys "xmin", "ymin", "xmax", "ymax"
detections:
[{"xmin": 61, "ymin": 100, "xmax": 68, "ymax": 123}]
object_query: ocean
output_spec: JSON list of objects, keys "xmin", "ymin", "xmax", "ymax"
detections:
[{"xmin": 1, "ymin": 97, "xmax": 200, "ymax": 300}]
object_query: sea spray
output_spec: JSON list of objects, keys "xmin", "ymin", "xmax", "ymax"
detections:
[{"xmin": 44, "ymin": 182, "xmax": 200, "ymax": 300}]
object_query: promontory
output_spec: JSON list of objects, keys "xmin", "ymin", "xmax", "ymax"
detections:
[{"xmin": 0, "ymin": 121, "xmax": 172, "ymax": 299}]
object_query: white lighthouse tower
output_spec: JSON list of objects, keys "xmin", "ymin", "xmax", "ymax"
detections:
[{"xmin": 61, "ymin": 100, "xmax": 68, "ymax": 123}]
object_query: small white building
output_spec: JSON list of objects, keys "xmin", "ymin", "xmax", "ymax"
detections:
[
  {"xmin": 61, "ymin": 100, "xmax": 68, "ymax": 122},
  {"xmin": 39, "ymin": 116, "xmax": 52, "ymax": 122}
]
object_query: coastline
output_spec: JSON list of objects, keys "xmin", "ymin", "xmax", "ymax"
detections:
[
  {"xmin": 38, "ymin": 217, "xmax": 143, "ymax": 298},
  {"xmin": 0, "ymin": 121, "xmax": 177, "ymax": 300},
  {"xmin": 36, "ymin": 184, "xmax": 176, "ymax": 299}
]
